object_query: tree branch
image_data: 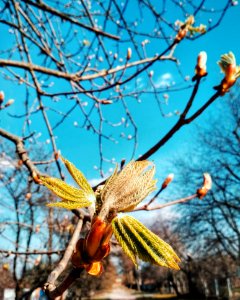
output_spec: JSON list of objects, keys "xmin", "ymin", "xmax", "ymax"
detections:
[
  {"xmin": 133, "ymin": 194, "xmax": 198, "ymax": 212},
  {"xmin": 44, "ymin": 218, "xmax": 84, "ymax": 298},
  {"xmin": 138, "ymin": 84, "xmax": 221, "ymax": 161},
  {"xmin": 0, "ymin": 54, "xmax": 176, "ymax": 85},
  {"xmin": 0, "ymin": 249, "xmax": 65, "ymax": 255},
  {"xmin": 23, "ymin": 0, "xmax": 120, "ymax": 40},
  {"xmin": 0, "ymin": 128, "xmax": 41, "ymax": 180}
]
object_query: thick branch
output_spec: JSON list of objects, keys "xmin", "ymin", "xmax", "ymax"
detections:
[
  {"xmin": 0, "ymin": 59, "xmax": 74, "ymax": 80},
  {"xmin": 47, "ymin": 268, "xmax": 84, "ymax": 299},
  {"xmin": 44, "ymin": 218, "xmax": 83, "ymax": 298},
  {"xmin": 138, "ymin": 87, "xmax": 221, "ymax": 161},
  {"xmin": 0, "ymin": 54, "xmax": 175, "ymax": 84}
]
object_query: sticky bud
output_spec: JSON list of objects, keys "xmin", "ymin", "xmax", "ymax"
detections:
[
  {"xmin": 85, "ymin": 217, "xmax": 107, "ymax": 258},
  {"xmin": 54, "ymin": 151, "xmax": 60, "ymax": 160},
  {"xmin": 100, "ymin": 100, "xmax": 113, "ymax": 105},
  {"xmin": 174, "ymin": 15, "xmax": 195, "ymax": 43},
  {"xmin": 127, "ymin": 48, "xmax": 132, "ymax": 60},
  {"xmin": 0, "ymin": 91, "xmax": 5, "ymax": 103},
  {"xmin": 17, "ymin": 160, "xmax": 23, "ymax": 167},
  {"xmin": 35, "ymin": 225, "xmax": 40, "ymax": 233},
  {"xmin": 34, "ymin": 255, "xmax": 42, "ymax": 266},
  {"xmin": 25, "ymin": 193, "xmax": 32, "ymax": 200},
  {"xmin": 214, "ymin": 52, "xmax": 240, "ymax": 95},
  {"xmin": 149, "ymin": 70, "xmax": 154, "ymax": 78},
  {"xmin": 2, "ymin": 263, "xmax": 9, "ymax": 271},
  {"xmin": 197, "ymin": 173, "xmax": 212, "ymax": 199},
  {"xmin": 193, "ymin": 51, "xmax": 207, "ymax": 81},
  {"xmin": 5, "ymin": 99, "xmax": 14, "ymax": 107},
  {"xmin": 186, "ymin": 15, "xmax": 195, "ymax": 26},
  {"xmin": 161, "ymin": 173, "xmax": 174, "ymax": 190},
  {"xmin": 32, "ymin": 171, "xmax": 41, "ymax": 184}
]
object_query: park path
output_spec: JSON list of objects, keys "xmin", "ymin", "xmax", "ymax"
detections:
[
  {"xmin": 89, "ymin": 280, "xmax": 137, "ymax": 299},
  {"xmin": 88, "ymin": 279, "xmax": 177, "ymax": 300}
]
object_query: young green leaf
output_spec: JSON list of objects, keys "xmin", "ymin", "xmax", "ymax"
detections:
[
  {"xmin": 40, "ymin": 176, "xmax": 93, "ymax": 209},
  {"xmin": 61, "ymin": 156, "xmax": 95, "ymax": 197},
  {"xmin": 47, "ymin": 200, "xmax": 91, "ymax": 210},
  {"xmin": 112, "ymin": 215, "xmax": 180, "ymax": 270},
  {"xmin": 100, "ymin": 161, "xmax": 157, "ymax": 219},
  {"xmin": 218, "ymin": 52, "xmax": 236, "ymax": 74},
  {"xmin": 112, "ymin": 216, "xmax": 137, "ymax": 265}
]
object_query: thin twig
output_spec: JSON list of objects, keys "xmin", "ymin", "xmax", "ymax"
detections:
[
  {"xmin": 23, "ymin": 0, "xmax": 120, "ymax": 40},
  {"xmin": 0, "ymin": 128, "xmax": 40, "ymax": 179},
  {"xmin": 138, "ymin": 84, "xmax": 221, "ymax": 161},
  {"xmin": 133, "ymin": 194, "xmax": 197, "ymax": 211}
]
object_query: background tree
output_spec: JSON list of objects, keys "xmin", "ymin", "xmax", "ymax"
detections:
[
  {"xmin": 0, "ymin": 0, "xmax": 239, "ymax": 299},
  {"xmin": 169, "ymin": 90, "xmax": 240, "ymax": 297}
]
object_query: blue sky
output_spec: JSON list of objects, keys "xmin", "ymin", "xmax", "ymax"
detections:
[
  {"xmin": 0, "ymin": 1, "xmax": 239, "ymax": 184},
  {"xmin": 0, "ymin": 0, "xmax": 240, "ymax": 271}
]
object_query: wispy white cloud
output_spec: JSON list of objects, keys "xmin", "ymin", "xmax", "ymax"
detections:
[
  {"xmin": 162, "ymin": 73, "xmax": 172, "ymax": 80},
  {"xmin": 88, "ymin": 177, "xmax": 105, "ymax": 187},
  {"xmin": 155, "ymin": 72, "xmax": 172, "ymax": 88},
  {"xmin": 0, "ymin": 157, "xmax": 16, "ymax": 171}
]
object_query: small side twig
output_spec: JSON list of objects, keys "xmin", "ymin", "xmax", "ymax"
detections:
[
  {"xmin": 133, "ymin": 194, "xmax": 197, "ymax": 212},
  {"xmin": 0, "ymin": 128, "xmax": 41, "ymax": 181},
  {"xmin": 144, "ymin": 186, "xmax": 165, "ymax": 208}
]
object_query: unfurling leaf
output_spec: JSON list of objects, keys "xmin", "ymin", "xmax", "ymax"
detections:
[
  {"xmin": 174, "ymin": 15, "xmax": 206, "ymax": 43},
  {"xmin": 40, "ymin": 156, "xmax": 96, "ymax": 209},
  {"xmin": 40, "ymin": 176, "xmax": 93, "ymax": 209},
  {"xmin": 46, "ymin": 200, "xmax": 91, "ymax": 209},
  {"xmin": 214, "ymin": 52, "xmax": 240, "ymax": 95},
  {"xmin": 218, "ymin": 52, "xmax": 236, "ymax": 74},
  {"xmin": 100, "ymin": 164, "xmax": 119, "ymax": 200},
  {"xmin": 60, "ymin": 156, "xmax": 95, "ymax": 198},
  {"xmin": 40, "ymin": 176, "xmax": 85, "ymax": 201},
  {"xmin": 99, "ymin": 161, "xmax": 157, "ymax": 219},
  {"xmin": 112, "ymin": 215, "xmax": 180, "ymax": 270},
  {"xmin": 218, "ymin": 52, "xmax": 240, "ymax": 82}
]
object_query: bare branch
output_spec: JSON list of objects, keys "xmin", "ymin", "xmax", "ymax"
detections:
[
  {"xmin": 138, "ymin": 84, "xmax": 221, "ymax": 161},
  {"xmin": 133, "ymin": 194, "xmax": 197, "ymax": 212},
  {"xmin": 0, "ymin": 54, "xmax": 176, "ymax": 84},
  {"xmin": 44, "ymin": 218, "xmax": 84, "ymax": 298},
  {"xmin": 0, "ymin": 128, "xmax": 41, "ymax": 181},
  {"xmin": 0, "ymin": 249, "xmax": 65, "ymax": 255},
  {"xmin": 23, "ymin": 0, "xmax": 120, "ymax": 40}
]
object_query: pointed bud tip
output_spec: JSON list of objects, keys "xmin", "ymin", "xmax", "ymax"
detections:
[
  {"xmin": 127, "ymin": 48, "xmax": 132, "ymax": 60},
  {"xmin": 197, "ymin": 173, "xmax": 212, "ymax": 199}
]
